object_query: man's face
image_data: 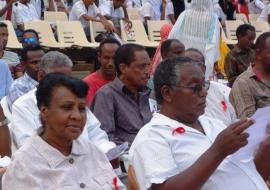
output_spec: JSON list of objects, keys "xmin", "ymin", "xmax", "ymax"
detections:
[
  {"xmin": 239, "ymin": 30, "xmax": 256, "ymax": 49},
  {"xmin": 98, "ymin": 43, "xmax": 119, "ymax": 76},
  {"xmin": 113, "ymin": 0, "xmax": 124, "ymax": 8},
  {"xmin": 258, "ymin": 37, "xmax": 270, "ymax": 73},
  {"xmin": 24, "ymin": 50, "xmax": 45, "ymax": 81},
  {"xmin": 22, "ymin": 32, "xmax": 39, "ymax": 48},
  {"xmin": 164, "ymin": 41, "xmax": 185, "ymax": 59},
  {"xmin": 184, "ymin": 51, "xmax": 206, "ymax": 74},
  {"xmin": 169, "ymin": 65, "xmax": 208, "ymax": 123},
  {"xmin": 120, "ymin": 50, "xmax": 151, "ymax": 89},
  {"xmin": 0, "ymin": 27, "xmax": 8, "ymax": 50}
]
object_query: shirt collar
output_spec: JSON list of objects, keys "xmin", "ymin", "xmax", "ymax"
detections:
[
  {"xmin": 150, "ymin": 113, "xmax": 207, "ymax": 134},
  {"xmin": 24, "ymin": 72, "xmax": 39, "ymax": 86},
  {"xmin": 232, "ymin": 45, "xmax": 252, "ymax": 54},
  {"xmin": 244, "ymin": 66, "xmax": 257, "ymax": 79},
  {"xmin": 32, "ymin": 135, "xmax": 88, "ymax": 168},
  {"xmin": 112, "ymin": 77, "xmax": 151, "ymax": 96},
  {"xmin": 17, "ymin": 1, "xmax": 30, "ymax": 7}
]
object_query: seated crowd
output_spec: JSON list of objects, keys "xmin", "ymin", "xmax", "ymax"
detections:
[{"xmin": 1, "ymin": 0, "xmax": 270, "ymax": 190}]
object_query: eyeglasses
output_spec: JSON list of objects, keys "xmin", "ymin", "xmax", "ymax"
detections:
[
  {"xmin": 175, "ymin": 80, "xmax": 210, "ymax": 95},
  {"xmin": 22, "ymin": 37, "xmax": 37, "ymax": 44}
]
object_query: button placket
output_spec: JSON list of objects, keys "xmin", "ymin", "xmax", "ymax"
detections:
[
  {"xmin": 69, "ymin": 158, "xmax": 74, "ymax": 164},
  {"xmin": 80, "ymin": 183, "xmax": 86, "ymax": 188}
]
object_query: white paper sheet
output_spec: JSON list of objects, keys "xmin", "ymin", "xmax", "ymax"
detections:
[
  {"xmin": 106, "ymin": 142, "xmax": 128, "ymax": 161},
  {"xmin": 230, "ymin": 106, "xmax": 270, "ymax": 161},
  {"xmin": 0, "ymin": 156, "xmax": 10, "ymax": 168}
]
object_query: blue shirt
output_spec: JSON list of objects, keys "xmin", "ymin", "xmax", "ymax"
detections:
[
  {"xmin": 0, "ymin": 61, "xmax": 13, "ymax": 100},
  {"xmin": 6, "ymin": 72, "xmax": 38, "ymax": 111}
]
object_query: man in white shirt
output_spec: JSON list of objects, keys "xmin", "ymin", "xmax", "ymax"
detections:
[
  {"xmin": 11, "ymin": 51, "xmax": 116, "ymax": 153},
  {"xmin": 69, "ymin": 0, "xmax": 115, "ymax": 35},
  {"xmin": 12, "ymin": 0, "xmax": 40, "ymax": 31},
  {"xmin": 258, "ymin": 2, "xmax": 270, "ymax": 23},
  {"xmin": 140, "ymin": 0, "xmax": 175, "ymax": 24},
  {"xmin": 129, "ymin": 56, "xmax": 270, "ymax": 190},
  {"xmin": 99, "ymin": 0, "xmax": 131, "ymax": 34},
  {"xmin": 30, "ymin": 0, "xmax": 55, "ymax": 19}
]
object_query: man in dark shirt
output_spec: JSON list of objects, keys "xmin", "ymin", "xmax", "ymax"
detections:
[
  {"xmin": 225, "ymin": 24, "xmax": 256, "ymax": 87},
  {"xmin": 91, "ymin": 44, "xmax": 152, "ymax": 146}
]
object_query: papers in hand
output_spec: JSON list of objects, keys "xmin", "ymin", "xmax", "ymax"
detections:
[
  {"xmin": 106, "ymin": 142, "xmax": 128, "ymax": 161},
  {"xmin": 230, "ymin": 106, "xmax": 270, "ymax": 161},
  {"xmin": 0, "ymin": 156, "xmax": 10, "ymax": 167}
]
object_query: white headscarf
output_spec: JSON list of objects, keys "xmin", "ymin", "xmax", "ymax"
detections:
[
  {"xmin": 169, "ymin": 0, "xmax": 220, "ymax": 80},
  {"xmin": 169, "ymin": 0, "xmax": 216, "ymax": 56}
]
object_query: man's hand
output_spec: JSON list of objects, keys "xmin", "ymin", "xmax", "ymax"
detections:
[
  {"xmin": 210, "ymin": 119, "xmax": 253, "ymax": 158},
  {"xmin": 104, "ymin": 22, "xmax": 115, "ymax": 33},
  {"xmin": 0, "ymin": 167, "xmax": 6, "ymax": 175},
  {"xmin": 254, "ymin": 134, "xmax": 270, "ymax": 180}
]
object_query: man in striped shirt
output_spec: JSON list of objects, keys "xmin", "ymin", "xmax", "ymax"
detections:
[{"xmin": 0, "ymin": 22, "xmax": 23, "ymax": 79}]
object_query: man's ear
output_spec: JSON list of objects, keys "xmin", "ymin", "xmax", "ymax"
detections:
[
  {"xmin": 39, "ymin": 105, "xmax": 48, "ymax": 124},
  {"xmin": 161, "ymin": 85, "xmax": 174, "ymax": 103},
  {"xmin": 37, "ymin": 70, "xmax": 46, "ymax": 82},
  {"xmin": 119, "ymin": 63, "xmax": 127, "ymax": 75}
]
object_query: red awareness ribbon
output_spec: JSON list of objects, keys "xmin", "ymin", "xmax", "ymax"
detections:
[
  {"xmin": 221, "ymin": 100, "xmax": 227, "ymax": 112},
  {"xmin": 172, "ymin": 127, "xmax": 185, "ymax": 135},
  {"xmin": 113, "ymin": 177, "xmax": 119, "ymax": 190}
]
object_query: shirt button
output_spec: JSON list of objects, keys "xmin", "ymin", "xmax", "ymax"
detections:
[
  {"xmin": 80, "ymin": 183, "xmax": 85, "ymax": 188},
  {"xmin": 69, "ymin": 158, "xmax": 74, "ymax": 164}
]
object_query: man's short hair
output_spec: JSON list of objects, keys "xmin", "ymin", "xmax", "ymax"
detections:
[
  {"xmin": 21, "ymin": 45, "xmax": 43, "ymax": 62},
  {"xmin": 36, "ymin": 73, "xmax": 88, "ymax": 109},
  {"xmin": 114, "ymin": 43, "xmax": 146, "ymax": 75},
  {"xmin": 185, "ymin": 48, "xmax": 205, "ymax": 64},
  {"xmin": 22, "ymin": 29, "xmax": 39, "ymax": 39},
  {"xmin": 160, "ymin": 39, "xmax": 181, "ymax": 57},
  {"xmin": 236, "ymin": 24, "xmax": 255, "ymax": 39},
  {"xmin": 40, "ymin": 51, "xmax": 73, "ymax": 73},
  {"xmin": 99, "ymin": 37, "xmax": 121, "ymax": 54},
  {"xmin": 0, "ymin": 22, "xmax": 7, "ymax": 29},
  {"xmin": 154, "ymin": 56, "xmax": 196, "ymax": 104},
  {"xmin": 255, "ymin": 32, "xmax": 270, "ymax": 50}
]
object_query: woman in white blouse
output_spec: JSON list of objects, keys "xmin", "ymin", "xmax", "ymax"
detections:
[{"xmin": 2, "ymin": 73, "xmax": 126, "ymax": 190}]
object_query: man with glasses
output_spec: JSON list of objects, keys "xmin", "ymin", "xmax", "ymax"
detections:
[
  {"xmin": 21, "ymin": 29, "xmax": 40, "ymax": 48},
  {"xmin": 129, "ymin": 56, "xmax": 270, "ymax": 190},
  {"xmin": 6, "ymin": 45, "xmax": 44, "ymax": 111},
  {"xmin": 185, "ymin": 48, "xmax": 237, "ymax": 126}
]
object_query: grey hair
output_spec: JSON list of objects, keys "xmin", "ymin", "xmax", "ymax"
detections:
[
  {"xmin": 39, "ymin": 51, "xmax": 73, "ymax": 73},
  {"xmin": 153, "ymin": 56, "xmax": 197, "ymax": 104}
]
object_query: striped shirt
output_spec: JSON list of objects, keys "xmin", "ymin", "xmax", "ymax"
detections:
[
  {"xmin": 6, "ymin": 73, "xmax": 38, "ymax": 111},
  {"xmin": 0, "ymin": 51, "xmax": 22, "ymax": 79}
]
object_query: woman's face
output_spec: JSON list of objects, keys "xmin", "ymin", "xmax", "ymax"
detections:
[{"xmin": 41, "ymin": 86, "xmax": 87, "ymax": 142}]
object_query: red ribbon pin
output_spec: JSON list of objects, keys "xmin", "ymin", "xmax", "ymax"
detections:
[
  {"xmin": 172, "ymin": 127, "xmax": 185, "ymax": 135},
  {"xmin": 113, "ymin": 177, "xmax": 119, "ymax": 190},
  {"xmin": 221, "ymin": 100, "xmax": 227, "ymax": 112}
]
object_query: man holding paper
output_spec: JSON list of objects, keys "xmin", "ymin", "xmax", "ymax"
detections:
[{"xmin": 129, "ymin": 56, "xmax": 270, "ymax": 190}]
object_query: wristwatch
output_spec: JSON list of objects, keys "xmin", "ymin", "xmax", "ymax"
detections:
[{"xmin": 0, "ymin": 118, "xmax": 8, "ymax": 127}]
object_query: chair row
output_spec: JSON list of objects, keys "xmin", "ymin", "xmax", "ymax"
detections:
[
  {"xmin": 44, "ymin": 9, "xmax": 142, "ymax": 22},
  {"xmin": 221, "ymin": 19, "xmax": 270, "ymax": 44},
  {"xmin": 4, "ymin": 19, "xmax": 170, "ymax": 49},
  {"xmin": 235, "ymin": 13, "xmax": 259, "ymax": 23}
]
